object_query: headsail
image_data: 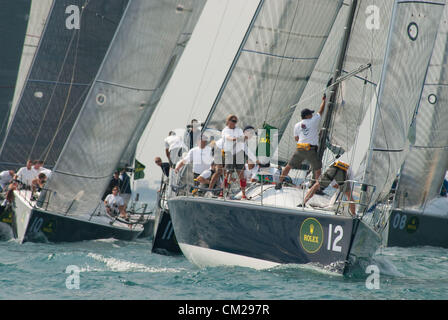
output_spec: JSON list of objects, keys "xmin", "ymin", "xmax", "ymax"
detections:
[
  {"xmin": 394, "ymin": 6, "xmax": 448, "ymax": 209},
  {"xmin": 41, "ymin": 0, "xmax": 206, "ymax": 216},
  {"xmin": 0, "ymin": 0, "xmax": 128, "ymax": 170},
  {"xmin": 203, "ymin": 0, "xmax": 343, "ymax": 137},
  {"xmin": 362, "ymin": 0, "xmax": 445, "ymax": 205}
]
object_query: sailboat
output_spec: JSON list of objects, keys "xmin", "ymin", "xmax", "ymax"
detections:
[
  {"xmin": 167, "ymin": 0, "xmax": 445, "ymax": 274},
  {"xmin": 9, "ymin": 0, "xmax": 206, "ymax": 243},
  {"xmin": 148, "ymin": 0, "xmax": 261, "ymax": 254},
  {"xmin": 383, "ymin": 6, "xmax": 448, "ymax": 248}
]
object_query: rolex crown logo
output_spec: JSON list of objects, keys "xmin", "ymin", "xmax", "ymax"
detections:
[{"xmin": 310, "ymin": 224, "xmax": 314, "ymax": 235}]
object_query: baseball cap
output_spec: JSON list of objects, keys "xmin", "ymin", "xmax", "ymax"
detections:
[{"xmin": 301, "ymin": 108, "xmax": 314, "ymax": 119}]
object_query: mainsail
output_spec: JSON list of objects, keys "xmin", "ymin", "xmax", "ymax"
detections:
[
  {"xmin": 279, "ymin": 0, "xmax": 395, "ymax": 167},
  {"xmin": 362, "ymin": 0, "xmax": 445, "ymax": 205},
  {"xmin": 8, "ymin": 0, "xmax": 53, "ymax": 131},
  {"xmin": 41, "ymin": 0, "xmax": 206, "ymax": 216},
  {"xmin": 394, "ymin": 6, "xmax": 448, "ymax": 209},
  {"xmin": 0, "ymin": 0, "xmax": 128, "ymax": 169},
  {"xmin": 204, "ymin": 0, "xmax": 343, "ymax": 137}
]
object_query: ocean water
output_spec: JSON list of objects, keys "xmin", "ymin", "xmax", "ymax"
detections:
[{"xmin": 0, "ymin": 226, "xmax": 448, "ymax": 300}]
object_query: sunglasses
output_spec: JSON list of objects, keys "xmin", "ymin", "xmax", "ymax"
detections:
[{"xmin": 230, "ymin": 119, "xmax": 238, "ymax": 123}]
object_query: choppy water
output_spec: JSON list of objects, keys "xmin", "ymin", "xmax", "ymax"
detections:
[{"xmin": 0, "ymin": 225, "xmax": 448, "ymax": 300}]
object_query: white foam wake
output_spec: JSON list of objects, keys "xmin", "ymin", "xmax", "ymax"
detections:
[{"xmin": 87, "ymin": 253, "xmax": 184, "ymax": 273}]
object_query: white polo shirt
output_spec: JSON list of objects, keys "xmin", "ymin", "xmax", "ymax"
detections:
[
  {"xmin": 294, "ymin": 113, "xmax": 321, "ymax": 146},
  {"xmin": 0, "ymin": 171, "xmax": 13, "ymax": 190},
  {"xmin": 16, "ymin": 167, "xmax": 35, "ymax": 186},
  {"xmin": 183, "ymin": 146, "xmax": 213, "ymax": 175},
  {"xmin": 165, "ymin": 135, "xmax": 184, "ymax": 152},
  {"xmin": 222, "ymin": 126, "xmax": 245, "ymax": 154},
  {"xmin": 104, "ymin": 194, "xmax": 124, "ymax": 207}
]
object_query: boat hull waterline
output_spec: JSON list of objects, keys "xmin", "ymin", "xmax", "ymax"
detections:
[
  {"xmin": 384, "ymin": 209, "xmax": 448, "ymax": 248},
  {"xmin": 12, "ymin": 193, "xmax": 142, "ymax": 243},
  {"xmin": 168, "ymin": 197, "xmax": 380, "ymax": 274}
]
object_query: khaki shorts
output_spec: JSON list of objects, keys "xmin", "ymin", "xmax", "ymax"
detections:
[
  {"xmin": 288, "ymin": 148, "xmax": 322, "ymax": 171},
  {"xmin": 319, "ymin": 165, "xmax": 347, "ymax": 189},
  {"xmin": 224, "ymin": 151, "xmax": 245, "ymax": 171}
]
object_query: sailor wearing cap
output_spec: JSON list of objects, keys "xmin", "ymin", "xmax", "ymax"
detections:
[
  {"xmin": 276, "ymin": 94, "xmax": 327, "ymax": 190},
  {"xmin": 175, "ymin": 134, "xmax": 213, "ymax": 177}
]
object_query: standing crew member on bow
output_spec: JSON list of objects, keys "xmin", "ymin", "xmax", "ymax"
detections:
[{"xmin": 276, "ymin": 94, "xmax": 326, "ymax": 189}]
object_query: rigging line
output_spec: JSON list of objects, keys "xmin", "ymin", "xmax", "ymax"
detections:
[
  {"xmin": 263, "ymin": 0, "xmax": 302, "ymax": 123},
  {"xmin": 27, "ymin": 22, "xmax": 80, "ymax": 161},
  {"xmin": 186, "ymin": 0, "xmax": 231, "ymax": 123}
]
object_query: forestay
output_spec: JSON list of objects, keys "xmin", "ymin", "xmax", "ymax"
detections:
[
  {"xmin": 41, "ymin": 0, "xmax": 206, "ymax": 216},
  {"xmin": 0, "ymin": 0, "xmax": 128, "ymax": 170},
  {"xmin": 394, "ymin": 6, "xmax": 448, "ymax": 209},
  {"xmin": 204, "ymin": 0, "xmax": 343, "ymax": 139},
  {"xmin": 363, "ymin": 0, "xmax": 445, "ymax": 205}
]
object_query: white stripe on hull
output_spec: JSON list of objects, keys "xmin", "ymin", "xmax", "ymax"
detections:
[{"xmin": 178, "ymin": 243, "xmax": 280, "ymax": 270}]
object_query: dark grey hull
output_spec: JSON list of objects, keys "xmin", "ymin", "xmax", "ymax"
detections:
[
  {"xmin": 12, "ymin": 196, "xmax": 142, "ymax": 243},
  {"xmin": 151, "ymin": 207, "xmax": 182, "ymax": 255},
  {"xmin": 168, "ymin": 197, "xmax": 380, "ymax": 274},
  {"xmin": 385, "ymin": 209, "xmax": 448, "ymax": 248}
]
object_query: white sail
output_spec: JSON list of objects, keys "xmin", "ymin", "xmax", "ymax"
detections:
[
  {"xmin": 394, "ymin": 6, "xmax": 448, "ymax": 209},
  {"xmin": 279, "ymin": 0, "xmax": 395, "ymax": 169},
  {"xmin": 362, "ymin": 0, "xmax": 445, "ymax": 205},
  {"xmin": 41, "ymin": 0, "xmax": 206, "ymax": 216},
  {"xmin": 204, "ymin": 0, "xmax": 343, "ymax": 135}
]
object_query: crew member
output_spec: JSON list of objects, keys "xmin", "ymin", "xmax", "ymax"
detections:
[{"xmin": 276, "ymin": 95, "xmax": 326, "ymax": 190}]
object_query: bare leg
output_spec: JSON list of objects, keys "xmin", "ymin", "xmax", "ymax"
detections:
[
  {"xmin": 237, "ymin": 170, "xmax": 246, "ymax": 198},
  {"xmin": 345, "ymin": 191, "xmax": 356, "ymax": 216},
  {"xmin": 303, "ymin": 182, "xmax": 321, "ymax": 205},
  {"xmin": 209, "ymin": 166, "xmax": 223, "ymax": 190},
  {"xmin": 279, "ymin": 164, "xmax": 292, "ymax": 183}
]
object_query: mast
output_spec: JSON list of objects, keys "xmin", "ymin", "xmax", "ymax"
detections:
[{"xmin": 317, "ymin": 0, "xmax": 358, "ymax": 161}]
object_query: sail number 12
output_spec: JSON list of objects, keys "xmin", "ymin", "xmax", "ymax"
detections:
[{"xmin": 327, "ymin": 224, "xmax": 343, "ymax": 252}]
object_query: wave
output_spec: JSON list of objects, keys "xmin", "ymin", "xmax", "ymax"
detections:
[{"xmin": 86, "ymin": 253, "xmax": 185, "ymax": 273}]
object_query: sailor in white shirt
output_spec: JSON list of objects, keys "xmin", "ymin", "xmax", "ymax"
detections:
[
  {"xmin": 104, "ymin": 186, "xmax": 126, "ymax": 218},
  {"xmin": 31, "ymin": 161, "xmax": 43, "ymax": 180},
  {"xmin": 175, "ymin": 135, "xmax": 213, "ymax": 176},
  {"xmin": 165, "ymin": 131, "xmax": 186, "ymax": 168},
  {"xmin": 221, "ymin": 115, "xmax": 250, "ymax": 199},
  {"xmin": 276, "ymin": 95, "xmax": 327, "ymax": 190},
  {"xmin": 16, "ymin": 160, "xmax": 35, "ymax": 188},
  {"xmin": 0, "ymin": 170, "xmax": 15, "ymax": 191}
]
